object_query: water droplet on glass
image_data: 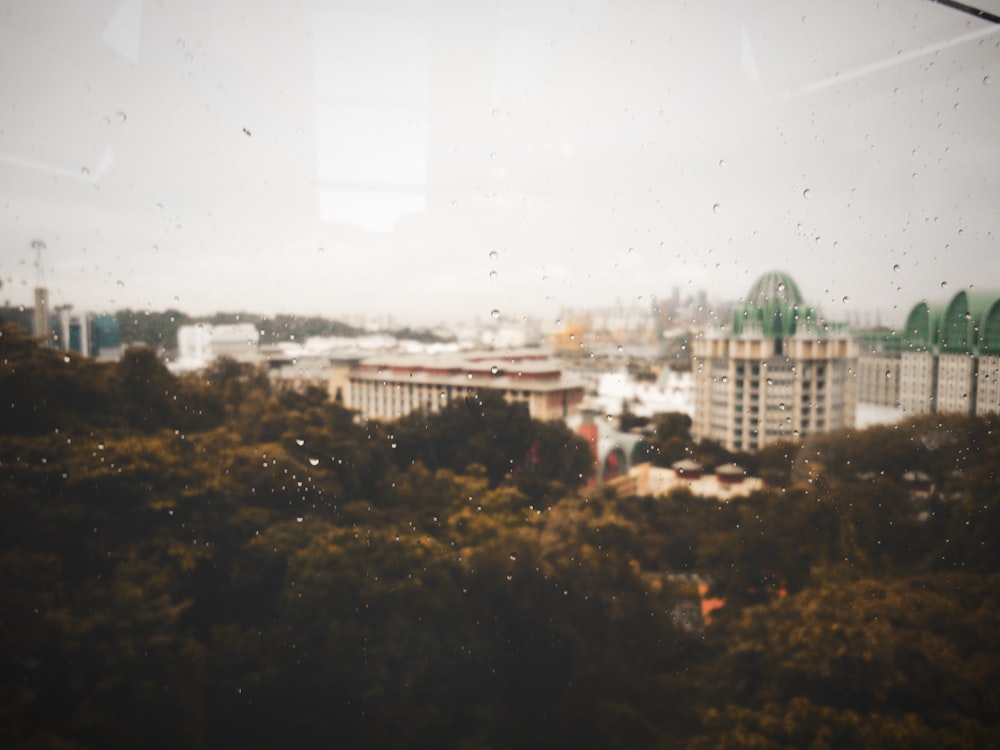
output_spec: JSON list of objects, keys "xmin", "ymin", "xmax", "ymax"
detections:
[
  {"xmin": 490, "ymin": 309, "xmax": 500, "ymax": 319},
  {"xmin": 842, "ymin": 296, "xmax": 849, "ymax": 303},
  {"xmin": 176, "ymin": 38, "xmax": 186, "ymax": 49},
  {"xmin": 116, "ymin": 280, "xmax": 124, "ymax": 288},
  {"xmin": 712, "ymin": 203, "xmax": 721, "ymax": 214},
  {"xmin": 893, "ymin": 264, "xmax": 900, "ymax": 272},
  {"xmin": 941, "ymin": 281, "xmax": 948, "ymax": 289},
  {"xmin": 490, "ymin": 366, "xmax": 499, "ymax": 375},
  {"xmin": 113, "ymin": 111, "xmax": 127, "ymax": 124},
  {"xmin": 63, "ymin": 355, "xmax": 71, "ymax": 363},
  {"xmin": 489, "ymin": 250, "xmax": 499, "ymax": 261},
  {"xmin": 718, "ymin": 158, "xmax": 727, "ymax": 168},
  {"xmin": 317, "ymin": 247, "xmax": 325, "ymax": 254},
  {"xmin": 81, "ymin": 166, "xmax": 90, "ymax": 176},
  {"xmin": 803, "ymin": 188, "xmax": 812, "ymax": 198},
  {"xmin": 296, "ymin": 516, "xmax": 304, "ymax": 523},
  {"xmin": 489, "ymin": 270, "xmax": 497, "ymax": 280},
  {"xmin": 984, "ymin": 75, "xmax": 992, "ymax": 85},
  {"xmin": 491, "ymin": 108, "xmax": 501, "ymax": 118},
  {"xmin": 295, "ymin": 438, "xmax": 304, "ymax": 446},
  {"xmin": 777, "ymin": 282, "xmax": 785, "ymax": 292},
  {"xmin": 509, "ymin": 552, "xmax": 517, "ymax": 561},
  {"xmin": 308, "ymin": 457, "xmax": 319, "ymax": 466},
  {"xmin": 617, "ymin": 345, "xmax": 623, "ymax": 353}
]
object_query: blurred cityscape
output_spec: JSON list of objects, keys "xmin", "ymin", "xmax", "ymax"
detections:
[{"xmin": 5, "ymin": 267, "xmax": 998, "ymax": 494}]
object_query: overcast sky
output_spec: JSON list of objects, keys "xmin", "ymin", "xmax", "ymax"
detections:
[{"xmin": 1, "ymin": 0, "xmax": 998, "ymax": 327}]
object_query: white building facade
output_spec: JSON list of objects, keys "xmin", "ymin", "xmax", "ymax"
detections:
[{"xmin": 346, "ymin": 350, "xmax": 585, "ymax": 422}]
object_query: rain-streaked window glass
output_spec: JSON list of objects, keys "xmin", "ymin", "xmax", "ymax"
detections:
[{"xmin": 1, "ymin": 1, "xmax": 999, "ymax": 748}]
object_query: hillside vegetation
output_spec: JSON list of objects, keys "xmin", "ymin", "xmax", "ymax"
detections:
[{"xmin": 1, "ymin": 325, "xmax": 998, "ymax": 749}]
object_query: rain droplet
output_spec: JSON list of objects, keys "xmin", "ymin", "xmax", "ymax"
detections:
[
  {"xmin": 63, "ymin": 355, "xmax": 71, "ymax": 363},
  {"xmin": 490, "ymin": 309, "xmax": 500, "ymax": 319},
  {"xmin": 116, "ymin": 280, "xmax": 124, "ymax": 288},
  {"xmin": 113, "ymin": 111, "xmax": 127, "ymax": 124},
  {"xmin": 893, "ymin": 264, "xmax": 900, "ymax": 272},
  {"xmin": 712, "ymin": 203, "xmax": 721, "ymax": 214},
  {"xmin": 941, "ymin": 281, "xmax": 948, "ymax": 289},
  {"xmin": 295, "ymin": 439, "xmax": 304, "ymax": 446},
  {"xmin": 984, "ymin": 75, "xmax": 992, "ymax": 85},
  {"xmin": 80, "ymin": 166, "xmax": 90, "ymax": 176},
  {"xmin": 308, "ymin": 457, "xmax": 319, "ymax": 466},
  {"xmin": 509, "ymin": 552, "xmax": 517, "ymax": 561},
  {"xmin": 718, "ymin": 158, "xmax": 727, "ymax": 168},
  {"xmin": 489, "ymin": 250, "xmax": 499, "ymax": 260},
  {"xmin": 296, "ymin": 516, "xmax": 304, "ymax": 523},
  {"xmin": 842, "ymin": 296, "xmax": 849, "ymax": 303},
  {"xmin": 489, "ymin": 270, "xmax": 497, "ymax": 280},
  {"xmin": 803, "ymin": 188, "xmax": 812, "ymax": 198},
  {"xmin": 490, "ymin": 366, "xmax": 499, "ymax": 375}
]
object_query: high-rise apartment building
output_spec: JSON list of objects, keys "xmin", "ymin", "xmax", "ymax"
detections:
[
  {"xmin": 692, "ymin": 271, "xmax": 858, "ymax": 452},
  {"xmin": 896, "ymin": 290, "xmax": 1000, "ymax": 417}
]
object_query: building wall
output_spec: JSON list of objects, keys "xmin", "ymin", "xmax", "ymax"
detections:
[
  {"xmin": 976, "ymin": 356, "xmax": 1000, "ymax": 417},
  {"xmin": 936, "ymin": 354, "xmax": 975, "ymax": 414},
  {"xmin": 857, "ymin": 353, "xmax": 900, "ymax": 407},
  {"xmin": 347, "ymin": 375, "xmax": 583, "ymax": 422},
  {"xmin": 899, "ymin": 351, "xmax": 936, "ymax": 415}
]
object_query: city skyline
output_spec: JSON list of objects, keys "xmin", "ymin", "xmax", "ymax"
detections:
[{"xmin": 1, "ymin": 0, "xmax": 998, "ymax": 326}]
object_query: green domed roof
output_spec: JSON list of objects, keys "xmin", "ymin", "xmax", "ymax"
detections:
[
  {"xmin": 902, "ymin": 290, "xmax": 1000, "ymax": 355},
  {"xmin": 732, "ymin": 270, "xmax": 818, "ymax": 338},
  {"xmin": 746, "ymin": 271, "xmax": 803, "ymax": 308}
]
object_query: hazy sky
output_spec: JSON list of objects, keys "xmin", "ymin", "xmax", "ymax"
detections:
[{"xmin": 1, "ymin": 0, "xmax": 998, "ymax": 326}]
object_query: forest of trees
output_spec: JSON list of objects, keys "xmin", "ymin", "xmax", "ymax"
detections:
[{"xmin": 1, "ymin": 323, "xmax": 999, "ymax": 749}]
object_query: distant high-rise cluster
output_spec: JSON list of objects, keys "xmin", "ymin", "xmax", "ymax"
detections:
[{"xmin": 692, "ymin": 271, "xmax": 858, "ymax": 453}]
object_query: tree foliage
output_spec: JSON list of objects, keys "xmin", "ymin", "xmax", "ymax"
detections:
[{"xmin": 1, "ymin": 326, "xmax": 999, "ymax": 748}]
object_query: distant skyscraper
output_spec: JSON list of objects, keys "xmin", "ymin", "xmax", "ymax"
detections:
[
  {"xmin": 692, "ymin": 271, "xmax": 858, "ymax": 452},
  {"xmin": 33, "ymin": 287, "xmax": 50, "ymax": 345},
  {"xmin": 31, "ymin": 239, "xmax": 50, "ymax": 346}
]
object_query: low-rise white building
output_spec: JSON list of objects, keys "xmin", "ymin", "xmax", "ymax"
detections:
[
  {"xmin": 346, "ymin": 350, "xmax": 585, "ymax": 422},
  {"xmin": 174, "ymin": 323, "xmax": 260, "ymax": 370}
]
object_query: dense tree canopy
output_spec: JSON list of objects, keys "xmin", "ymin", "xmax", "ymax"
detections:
[{"xmin": 1, "ymin": 325, "xmax": 999, "ymax": 748}]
